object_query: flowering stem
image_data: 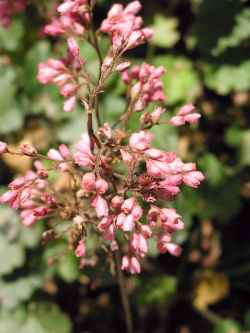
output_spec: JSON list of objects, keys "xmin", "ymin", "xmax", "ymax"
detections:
[{"xmin": 115, "ymin": 251, "xmax": 134, "ymax": 333}]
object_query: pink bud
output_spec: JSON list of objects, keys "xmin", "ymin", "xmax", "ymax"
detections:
[
  {"xmin": 48, "ymin": 149, "xmax": 63, "ymax": 161},
  {"xmin": 125, "ymin": 1, "xmax": 142, "ymax": 14},
  {"xmin": 170, "ymin": 116, "xmax": 185, "ymax": 127},
  {"xmin": 121, "ymin": 197, "xmax": 136, "ymax": 213},
  {"xmin": 95, "ymin": 178, "xmax": 108, "ymax": 194},
  {"xmin": 111, "ymin": 196, "xmax": 124, "ymax": 210},
  {"xmin": 92, "ymin": 195, "xmax": 109, "ymax": 218},
  {"xmin": 64, "ymin": 95, "xmax": 76, "ymax": 112},
  {"xmin": 131, "ymin": 205, "xmax": 143, "ymax": 221},
  {"xmin": 178, "ymin": 104, "xmax": 195, "ymax": 116},
  {"xmin": 184, "ymin": 113, "xmax": 201, "ymax": 124},
  {"xmin": 20, "ymin": 143, "xmax": 37, "ymax": 156},
  {"xmin": 0, "ymin": 141, "xmax": 7, "ymax": 154},
  {"xmin": 81, "ymin": 172, "xmax": 96, "ymax": 192},
  {"xmin": 140, "ymin": 225, "xmax": 152, "ymax": 238},
  {"xmin": 129, "ymin": 131, "xmax": 153, "ymax": 151},
  {"xmin": 151, "ymin": 107, "xmax": 165, "ymax": 124},
  {"xmin": 59, "ymin": 144, "xmax": 71, "ymax": 159},
  {"xmin": 75, "ymin": 240, "xmax": 86, "ymax": 257},
  {"xmin": 116, "ymin": 61, "xmax": 131, "ymax": 72},
  {"xmin": 130, "ymin": 256, "xmax": 141, "ymax": 274}
]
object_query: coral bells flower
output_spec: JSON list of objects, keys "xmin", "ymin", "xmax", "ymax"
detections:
[
  {"xmin": 0, "ymin": 0, "xmax": 205, "ymax": 276},
  {"xmin": 170, "ymin": 104, "xmax": 201, "ymax": 127},
  {"xmin": 101, "ymin": 1, "xmax": 153, "ymax": 53},
  {"xmin": 44, "ymin": 0, "xmax": 90, "ymax": 37},
  {"xmin": 0, "ymin": 0, "xmax": 26, "ymax": 27},
  {"xmin": 122, "ymin": 63, "xmax": 165, "ymax": 111},
  {"xmin": 37, "ymin": 38, "xmax": 84, "ymax": 112}
]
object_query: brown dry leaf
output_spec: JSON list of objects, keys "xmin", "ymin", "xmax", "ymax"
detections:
[
  {"xmin": 24, "ymin": 125, "xmax": 51, "ymax": 150},
  {"xmin": 2, "ymin": 142, "xmax": 32, "ymax": 174},
  {"xmin": 54, "ymin": 172, "xmax": 72, "ymax": 192},
  {"xmin": 193, "ymin": 271, "xmax": 230, "ymax": 311}
]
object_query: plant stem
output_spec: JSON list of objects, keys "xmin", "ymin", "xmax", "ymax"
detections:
[{"xmin": 115, "ymin": 252, "xmax": 134, "ymax": 333}]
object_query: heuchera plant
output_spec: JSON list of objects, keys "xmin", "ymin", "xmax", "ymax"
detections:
[{"xmin": 0, "ymin": 1, "xmax": 204, "ymax": 330}]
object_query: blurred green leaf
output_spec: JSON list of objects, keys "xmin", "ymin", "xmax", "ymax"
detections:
[
  {"xmin": 214, "ymin": 9, "xmax": 250, "ymax": 55},
  {"xmin": 0, "ymin": 235, "xmax": 25, "ymax": 275},
  {"xmin": 57, "ymin": 252, "xmax": 80, "ymax": 283},
  {"xmin": 151, "ymin": 15, "xmax": 180, "ymax": 48},
  {"xmin": 198, "ymin": 153, "xmax": 226, "ymax": 187},
  {"xmin": 203, "ymin": 60, "xmax": 250, "ymax": 95},
  {"xmin": 224, "ymin": 126, "xmax": 244, "ymax": 147},
  {"xmin": 213, "ymin": 319, "xmax": 241, "ymax": 333},
  {"xmin": 137, "ymin": 275, "xmax": 177, "ymax": 305},
  {"xmin": 0, "ymin": 67, "xmax": 23, "ymax": 133},
  {"xmin": 28, "ymin": 302, "xmax": 72, "ymax": 333},
  {"xmin": 0, "ymin": 276, "xmax": 42, "ymax": 310},
  {"xmin": 0, "ymin": 19, "xmax": 24, "ymax": 51},
  {"xmin": 240, "ymin": 130, "xmax": 250, "ymax": 166}
]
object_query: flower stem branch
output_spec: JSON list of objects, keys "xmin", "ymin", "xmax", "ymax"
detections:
[{"xmin": 115, "ymin": 251, "xmax": 134, "ymax": 333}]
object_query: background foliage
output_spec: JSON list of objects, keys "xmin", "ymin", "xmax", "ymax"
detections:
[{"xmin": 0, "ymin": 0, "xmax": 249, "ymax": 332}]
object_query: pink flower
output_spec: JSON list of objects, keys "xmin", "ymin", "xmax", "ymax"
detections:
[
  {"xmin": 75, "ymin": 240, "xmax": 86, "ymax": 257},
  {"xmin": 121, "ymin": 197, "xmax": 136, "ymax": 213},
  {"xmin": 92, "ymin": 195, "xmax": 109, "ymax": 218},
  {"xmin": 131, "ymin": 233, "xmax": 148, "ymax": 257},
  {"xmin": 121, "ymin": 255, "xmax": 141, "ymax": 274},
  {"xmin": 74, "ymin": 133, "xmax": 95, "ymax": 168},
  {"xmin": 81, "ymin": 172, "xmax": 96, "ymax": 192},
  {"xmin": 20, "ymin": 143, "xmax": 37, "ymax": 156},
  {"xmin": 129, "ymin": 131, "xmax": 153, "ymax": 151},
  {"xmin": 170, "ymin": 104, "xmax": 201, "ymax": 127},
  {"xmin": 123, "ymin": 64, "xmax": 165, "ymax": 110},
  {"xmin": 183, "ymin": 171, "xmax": 205, "ymax": 188},
  {"xmin": 0, "ymin": 0, "xmax": 26, "ymax": 27},
  {"xmin": 48, "ymin": 149, "xmax": 64, "ymax": 161},
  {"xmin": 101, "ymin": 1, "xmax": 152, "ymax": 53},
  {"xmin": 0, "ymin": 141, "xmax": 7, "ymax": 154},
  {"xmin": 95, "ymin": 178, "xmax": 109, "ymax": 194}
]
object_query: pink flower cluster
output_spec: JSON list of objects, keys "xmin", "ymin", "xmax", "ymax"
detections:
[
  {"xmin": 100, "ymin": 1, "xmax": 153, "ymax": 53},
  {"xmin": 37, "ymin": 38, "xmax": 84, "ymax": 112},
  {"xmin": 0, "ymin": 168, "xmax": 55, "ymax": 227},
  {"xmin": 44, "ymin": 0, "xmax": 90, "ymax": 37},
  {"xmin": 122, "ymin": 64, "xmax": 166, "ymax": 111},
  {"xmin": 0, "ymin": 1, "xmax": 205, "ymax": 275},
  {"xmin": 0, "ymin": 0, "xmax": 26, "ymax": 27}
]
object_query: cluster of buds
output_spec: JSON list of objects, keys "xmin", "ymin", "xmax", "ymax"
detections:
[
  {"xmin": 0, "ymin": 0, "xmax": 26, "ymax": 27},
  {"xmin": 44, "ymin": 0, "xmax": 91, "ymax": 37},
  {"xmin": 0, "ymin": 0, "xmax": 205, "ymax": 274},
  {"xmin": 100, "ymin": 1, "xmax": 153, "ymax": 54},
  {"xmin": 37, "ymin": 38, "xmax": 85, "ymax": 112},
  {"xmin": 122, "ymin": 64, "xmax": 166, "ymax": 111}
]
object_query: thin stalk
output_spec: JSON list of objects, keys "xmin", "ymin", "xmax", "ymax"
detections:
[{"xmin": 115, "ymin": 252, "xmax": 134, "ymax": 333}]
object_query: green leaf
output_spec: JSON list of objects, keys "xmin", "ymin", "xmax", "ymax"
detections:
[
  {"xmin": 23, "ymin": 41, "xmax": 51, "ymax": 95},
  {"xmin": 153, "ymin": 56, "xmax": 201, "ymax": 105},
  {"xmin": 240, "ymin": 130, "xmax": 250, "ymax": 166},
  {"xmin": 0, "ymin": 276, "xmax": 42, "ymax": 310},
  {"xmin": 0, "ymin": 19, "xmax": 24, "ymax": 51},
  {"xmin": 0, "ymin": 235, "xmax": 25, "ymax": 275},
  {"xmin": 137, "ymin": 276, "xmax": 177, "ymax": 305},
  {"xmin": 151, "ymin": 15, "xmax": 180, "ymax": 48},
  {"xmin": 224, "ymin": 126, "xmax": 244, "ymax": 147},
  {"xmin": 0, "ymin": 67, "xmax": 23, "ymax": 133},
  {"xmin": 57, "ymin": 252, "xmax": 80, "ymax": 283},
  {"xmin": 213, "ymin": 319, "xmax": 241, "ymax": 333},
  {"xmin": 214, "ymin": 9, "xmax": 250, "ymax": 55},
  {"xmin": 28, "ymin": 302, "xmax": 72, "ymax": 333},
  {"xmin": 198, "ymin": 153, "xmax": 226, "ymax": 187},
  {"xmin": 203, "ymin": 60, "xmax": 250, "ymax": 95}
]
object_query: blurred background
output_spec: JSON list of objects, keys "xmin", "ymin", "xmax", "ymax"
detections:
[{"xmin": 0, "ymin": 0, "xmax": 250, "ymax": 332}]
